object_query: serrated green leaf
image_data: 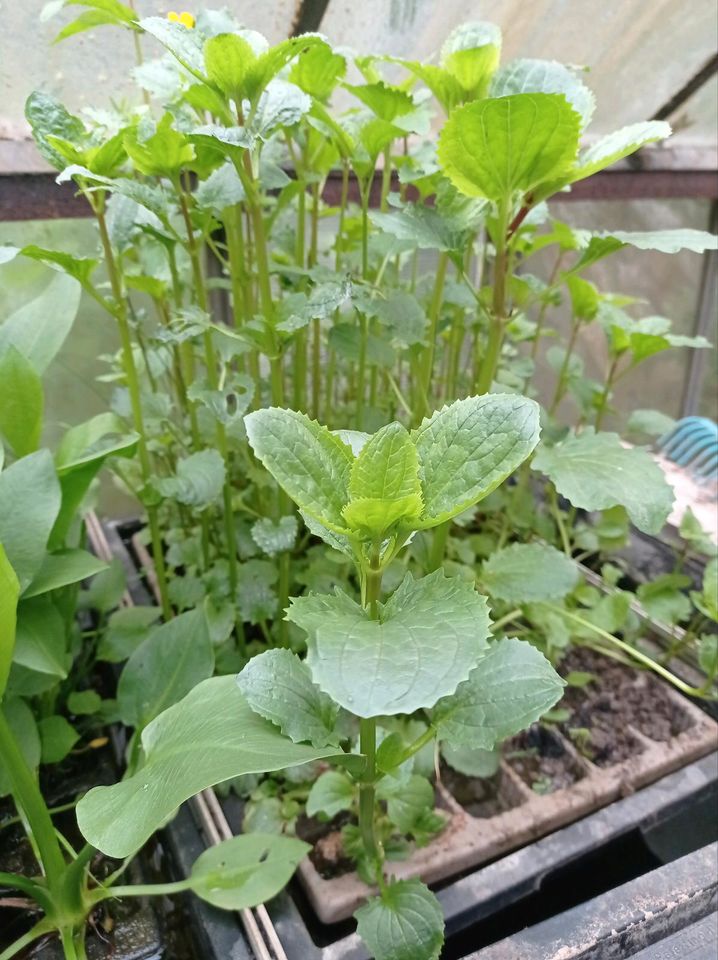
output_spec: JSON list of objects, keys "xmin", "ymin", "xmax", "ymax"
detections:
[
  {"xmin": 237, "ymin": 649, "xmax": 339, "ymax": 747},
  {"xmin": 594, "ymin": 228, "xmax": 717, "ymax": 254},
  {"xmin": 204, "ymin": 32, "xmax": 256, "ymax": 100},
  {"xmin": 0, "ymin": 347, "xmax": 43, "ymax": 458},
  {"xmin": 440, "ymin": 21, "xmax": 501, "ymax": 100},
  {"xmin": 76, "ymin": 676, "xmax": 338, "ymax": 857},
  {"xmin": 156, "ymin": 449, "xmax": 225, "ymax": 509},
  {"xmin": 349, "ymin": 422, "xmax": 421, "ymax": 502},
  {"xmin": 236, "ymin": 559, "xmax": 279, "ymax": 624},
  {"xmin": 490, "ymin": 59, "xmax": 595, "ymax": 128},
  {"xmin": 0, "ymin": 272, "xmax": 81, "ymax": 375},
  {"xmin": 637, "ymin": 574, "xmax": 692, "ymax": 625},
  {"xmin": 195, "ymin": 162, "xmax": 246, "ymax": 213},
  {"xmin": 306, "ymin": 769, "xmax": 355, "ymax": 818},
  {"xmin": 25, "ymin": 91, "xmax": 86, "ymax": 171},
  {"xmin": 23, "ymin": 549, "xmax": 107, "ymax": 599},
  {"xmin": 124, "ymin": 114, "xmax": 195, "ymax": 178},
  {"xmin": 346, "ymin": 81, "xmax": 415, "ymax": 121},
  {"xmin": 188, "ymin": 833, "xmax": 309, "ymax": 910},
  {"xmin": 433, "ymin": 636, "xmax": 564, "ymax": 747},
  {"xmin": 19, "ymin": 246, "xmax": 98, "ymax": 288},
  {"xmin": 138, "ymin": 16, "xmax": 206, "ymax": 78},
  {"xmin": 355, "ymin": 878, "xmax": 444, "ymax": 960},
  {"xmin": 481, "ymin": 542, "xmax": 579, "ymax": 603},
  {"xmin": 0, "ymin": 451, "xmax": 61, "ymax": 591},
  {"xmin": 251, "ymin": 80, "xmax": 311, "ymax": 137},
  {"xmin": 0, "ymin": 544, "xmax": 21, "ymax": 700},
  {"xmin": 342, "ymin": 496, "xmax": 424, "ymax": 537},
  {"xmin": 245, "ymin": 407, "xmax": 353, "ymax": 532},
  {"xmin": 288, "ymin": 570, "xmax": 491, "ymax": 718},
  {"xmin": 289, "ymin": 43, "xmax": 345, "ymax": 100},
  {"xmin": 571, "ymin": 121, "xmax": 671, "ymax": 181},
  {"xmin": 532, "ymin": 430, "xmax": 674, "ymax": 535},
  {"xmin": 412, "ymin": 395, "xmax": 540, "ymax": 527},
  {"xmin": 438, "ymin": 93, "xmax": 580, "ymax": 201},
  {"xmin": 117, "ymin": 607, "xmax": 214, "ymax": 730}
]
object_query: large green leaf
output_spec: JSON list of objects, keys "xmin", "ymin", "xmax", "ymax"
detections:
[
  {"xmin": 0, "ymin": 544, "xmax": 20, "ymax": 701},
  {"xmin": 76, "ymin": 676, "xmax": 337, "ymax": 858},
  {"xmin": 411, "ymin": 395, "xmax": 540, "ymax": 527},
  {"xmin": 187, "ymin": 834, "xmax": 310, "ymax": 910},
  {"xmin": 237, "ymin": 649, "xmax": 340, "ymax": 747},
  {"xmin": 306, "ymin": 770, "xmax": 355, "ymax": 818},
  {"xmin": 0, "ymin": 272, "xmax": 81, "ymax": 374},
  {"xmin": 289, "ymin": 42, "xmax": 346, "ymax": 101},
  {"xmin": 438, "ymin": 93, "xmax": 580, "ymax": 200},
  {"xmin": 0, "ymin": 699, "xmax": 40, "ymax": 796},
  {"xmin": 13, "ymin": 599, "xmax": 68, "ymax": 677},
  {"xmin": 117, "ymin": 607, "xmax": 214, "ymax": 730},
  {"xmin": 532, "ymin": 430, "xmax": 674, "ymax": 535},
  {"xmin": 355, "ymin": 878, "xmax": 444, "ymax": 960},
  {"xmin": 288, "ymin": 570, "xmax": 491, "ymax": 718},
  {"xmin": 594, "ymin": 228, "xmax": 717, "ymax": 255},
  {"xmin": 25, "ymin": 91, "xmax": 86, "ymax": 170},
  {"xmin": 433, "ymin": 637, "xmax": 565, "ymax": 747},
  {"xmin": 489, "ymin": 59, "xmax": 595, "ymax": 128},
  {"xmin": 124, "ymin": 114, "xmax": 195, "ymax": 179},
  {"xmin": 571, "ymin": 121, "xmax": 671, "ymax": 181},
  {"xmin": 0, "ymin": 347, "xmax": 43, "ymax": 458},
  {"xmin": 245, "ymin": 407, "xmax": 353, "ymax": 531},
  {"xmin": 138, "ymin": 16, "xmax": 206, "ymax": 78},
  {"xmin": 23, "ymin": 549, "xmax": 107, "ymax": 599},
  {"xmin": 204, "ymin": 32, "xmax": 256, "ymax": 100},
  {"xmin": 0, "ymin": 451, "xmax": 61, "ymax": 591},
  {"xmin": 481, "ymin": 542, "xmax": 580, "ymax": 603}
]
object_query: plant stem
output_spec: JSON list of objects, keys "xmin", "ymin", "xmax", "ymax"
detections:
[
  {"xmin": 427, "ymin": 520, "xmax": 450, "ymax": 572},
  {"xmin": 476, "ymin": 202, "xmax": 509, "ymax": 394},
  {"xmin": 550, "ymin": 486, "xmax": 572, "ymax": 556},
  {"xmin": 549, "ymin": 606, "xmax": 714, "ymax": 699},
  {"xmin": 549, "ymin": 318, "xmax": 581, "ymax": 414},
  {"xmin": 95, "ymin": 203, "xmax": 172, "ymax": 620},
  {"xmin": 357, "ymin": 545, "xmax": 384, "ymax": 880},
  {"xmin": 595, "ymin": 355, "xmax": 621, "ymax": 430},
  {"xmin": 0, "ymin": 711, "xmax": 66, "ymax": 889},
  {"xmin": 417, "ymin": 252, "xmax": 449, "ymax": 423},
  {"xmin": 491, "ymin": 608, "xmax": 523, "ymax": 632},
  {"xmin": 0, "ymin": 920, "xmax": 54, "ymax": 960}
]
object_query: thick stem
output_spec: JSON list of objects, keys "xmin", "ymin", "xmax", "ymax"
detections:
[
  {"xmin": 0, "ymin": 711, "xmax": 65, "ymax": 888},
  {"xmin": 427, "ymin": 520, "xmax": 450, "ymax": 572},
  {"xmin": 95, "ymin": 204, "xmax": 172, "ymax": 620},
  {"xmin": 476, "ymin": 203, "xmax": 509, "ymax": 395}
]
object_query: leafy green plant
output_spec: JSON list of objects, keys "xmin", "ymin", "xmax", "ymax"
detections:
[{"xmin": 75, "ymin": 396, "xmax": 566, "ymax": 960}]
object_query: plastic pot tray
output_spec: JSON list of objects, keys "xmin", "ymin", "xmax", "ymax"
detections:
[{"xmin": 103, "ymin": 519, "xmax": 718, "ymax": 959}]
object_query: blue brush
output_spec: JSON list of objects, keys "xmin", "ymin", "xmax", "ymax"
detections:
[{"xmin": 657, "ymin": 417, "xmax": 718, "ymax": 484}]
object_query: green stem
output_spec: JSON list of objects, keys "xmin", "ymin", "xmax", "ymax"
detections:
[
  {"xmin": 549, "ymin": 606, "xmax": 714, "ymax": 699},
  {"xmin": 0, "ymin": 920, "xmax": 54, "ymax": 960},
  {"xmin": 549, "ymin": 318, "xmax": 581, "ymax": 414},
  {"xmin": 95, "ymin": 203, "xmax": 172, "ymax": 620},
  {"xmin": 0, "ymin": 709, "xmax": 65, "ymax": 889},
  {"xmin": 595, "ymin": 355, "xmax": 621, "ymax": 430},
  {"xmin": 476, "ymin": 202, "xmax": 509, "ymax": 395},
  {"xmin": 427, "ymin": 520, "xmax": 450, "ymax": 572},
  {"xmin": 491, "ymin": 608, "xmax": 523, "ymax": 632},
  {"xmin": 94, "ymin": 878, "xmax": 193, "ymax": 901},
  {"xmin": 417, "ymin": 252, "xmax": 449, "ymax": 423},
  {"xmin": 550, "ymin": 486, "xmax": 572, "ymax": 556}
]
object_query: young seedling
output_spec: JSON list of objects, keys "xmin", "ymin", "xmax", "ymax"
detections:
[{"xmin": 73, "ymin": 394, "xmax": 565, "ymax": 960}]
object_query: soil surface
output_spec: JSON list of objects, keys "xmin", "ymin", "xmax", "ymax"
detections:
[
  {"xmin": 296, "ymin": 813, "xmax": 355, "ymax": 879},
  {"xmin": 504, "ymin": 725, "xmax": 584, "ymax": 793},
  {"xmin": 559, "ymin": 649, "xmax": 694, "ymax": 764},
  {"xmin": 441, "ymin": 765, "xmax": 523, "ymax": 818}
]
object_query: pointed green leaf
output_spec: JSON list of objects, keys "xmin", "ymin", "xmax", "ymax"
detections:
[
  {"xmin": 571, "ymin": 120, "xmax": 671, "ymax": 181},
  {"xmin": 245, "ymin": 407, "xmax": 353, "ymax": 531},
  {"xmin": 25, "ymin": 91, "xmax": 86, "ymax": 170},
  {"xmin": 593, "ymin": 228, "xmax": 718, "ymax": 254},
  {"xmin": 0, "ymin": 544, "xmax": 20, "ymax": 701},
  {"xmin": 0, "ymin": 273, "xmax": 81, "ymax": 375},
  {"xmin": 412, "ymin": 395, "xmax": 540, "ymax": 527},
  {"xmin": 14, "ymin": 599, "xmax": 68, "ymax": 677},
  {"xmin": 288, "ymin": 570, "xmax": 491, "ymax": 718},
  {"xmin": 124, "ymin": 114, "xmax": 195, "ymax": 178},
  {"xmin": 39, "ymin": 715, "xmax": 79, "ymax": 764},
  {"xmin": 378, "ymin": 774, "xmax": 435, "ymax": 833},
  {"xmin": 0, "ymin": 347, "xmax": 43, "ymax": 458},
  {"xmin": 490, "ymin": 59, "xmax": 595, "ymax": 128},
  {"xmin": 346, "ymin": 81, "xmax": 415, "ymax": 121},
  {"xmin": 117, "ymin": 607, "xmax": 214, "ymax": 730},
  {"xmin": 289, "ymin": 43, "xmax": 346, "ymax": 100},
  {"xmin": 243, "ymin": 35, "xmax": 327, "ymax": 103},
  {"xmin": 306, "ymin": 769, "xmax": 355, "ymax": 818},
  {"xmin": 19, "ymin": 246, "xmax": 98, "ymax": 288},
  {"xmin": 349, "ymin": 422, "xmax": 421, "ymax": 502},
  {"xmin": 532, "ymin": 430, "xmax": 674, "ymax": 534},
  {"xmin": 355, "ymin": 878, "xmax": 444, "ymax": 960},
  {"xmin": 138, "ymin": 16, "xmax": 206, "ymax": 78},
  {"xmin": 188, "ymin": 833, "xmax": 310, "ymax": 910},
  {"xmin": 433, "ymin": 637, "xmax": 565, "ymax": 747},
  {"xmin": 481, "ymin": 542, "xmax": 580, "ymax": 603},
  {"xmin": 76, "ymin": 676, "xmax": 338, "ymax": 857},
  {"xmin": 237, "ymin": 649, "xmax": 340, "ymax": 747},
  {"xmin": 23, "ymin": 549, "xmax": 107, "ymax": 599},
  {"xmin": 204, "ymin": 32, "xmax": 256, "ymax": 100},
  {"xmin": 0, "ymin": 451, "xmax": 61, "ymax": 591},
  {"xmin": 438, "ymin": 93, "xmax": 580, "ymax": 200}
]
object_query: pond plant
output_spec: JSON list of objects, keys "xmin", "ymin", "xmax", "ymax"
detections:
[{"xmin": 0, "ymin": 4, "xmax": 717, "ymax": 959}]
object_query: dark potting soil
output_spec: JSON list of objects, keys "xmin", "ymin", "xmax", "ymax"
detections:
[
  {"xmin": 559, "ymin": 649, "xmax": 694, "ymax": 763},
  {"xmin": 504, "ymin": 725, "xmax": 585, "ymax": 794},
  {"xmin": 296, "ymin": 812, "xmax": 356, "ymax": 879},
  {"xmin": 440, "ymin": 765, "xmax": 523, "ymax": 818}
]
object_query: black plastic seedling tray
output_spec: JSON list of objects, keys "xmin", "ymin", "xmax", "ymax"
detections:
[{"xmin": 102, "ymin": 519, "xmax": 718, "ymax": 960}]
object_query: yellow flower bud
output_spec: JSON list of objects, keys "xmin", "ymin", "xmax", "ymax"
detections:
[{"xmin": 178, "ymin": 11, "xmax": 195, "ymax": 28}]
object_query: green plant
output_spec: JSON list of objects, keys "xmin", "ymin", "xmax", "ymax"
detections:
[{"xmin": 75, "ymin": 395, "xmax": 567, "ymax": 960}]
